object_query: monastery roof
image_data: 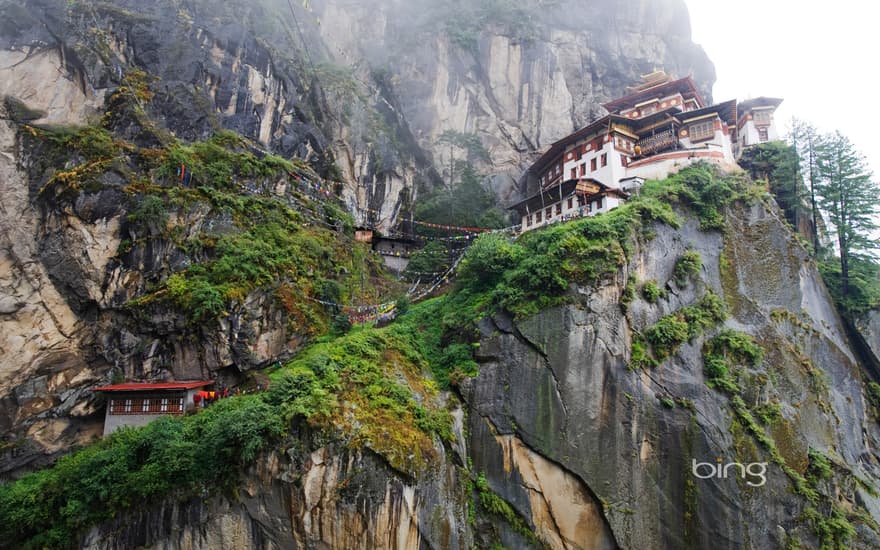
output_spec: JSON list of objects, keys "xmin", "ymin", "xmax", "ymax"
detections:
[
  {"xmin": 738, "ymin": 97, "xmax": 783, "ymax": 112},
  {"xmin": 678, "ymin": 99, "xmax": 738, "ymax": 127},
  {"xmin": 528, "ymin": 114, "xmax": 629, "ymax": 175},
  {"xmin": 94, "ymin": 381, "xmax": 214, "ymax": 392},
  {"xmin": 602, "ymin": 75, "xmax": 705, "ymax": 114}
]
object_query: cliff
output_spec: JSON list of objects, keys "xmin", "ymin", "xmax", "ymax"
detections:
[
  {"xmin": 7, "ymin": 1, "xmax": 880, "ymax": 549},
  {"xmin": 0, "ymin": 0, "xmax": 712, "ymax": 478},
  {"xmin": 5, "ymin": 167, "xmax": 876, "ymax": 550}
]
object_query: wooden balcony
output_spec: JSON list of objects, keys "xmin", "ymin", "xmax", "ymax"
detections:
[{"xmin": 636, "ymin": 129, "xmax": 678, "ymax": 157}]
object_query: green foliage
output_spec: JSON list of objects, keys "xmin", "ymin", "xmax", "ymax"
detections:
[
  {"xmin": 628, "ymin": 336, "xmax": 658, "ymax": 370},
  {"xmin": 674, "ymin": 250, "xmax": 702, "ymax": 286},
  {"xmin": 392, "ymin": 298, "xmax": 479, "ymax": 387},
  {"xmin": 620, "ymin": 275, "xmax": 636, "ymax": 308},
  {"xmin": 268, "ymin": 321, "xmax": 455, "ymax": 469},
  {"xmin": 809, "ymin": 130, "xmax": 880, "ymax": 312},
  {"xmin": 156, "ymin": 131, "xmax": 295, "ymax": 190},
  {"xmin": 645, "ymin": 316, "xmax": 690, "ymax": 355},
  {"xmin": 806, "ymin": 449, "xmax": 833, "ymax": 483},
  {"xmin": 648, "ymin": 163, "xmax": 750, "ymax": 230},
  {"xmin": 475, "ymin": 472, "xmax": 541, "ymax": 545},
  {"xmin": 803, "ymin": 505, "xmax": 857, "ymax": 550},
  {"xmin": 457, "ymin": 233, "xmax": 525, "ymax": 290},
  {"xmin": 867, "ymin": 382, "xmax": 880, "ymax": 409},
  {"xmin": 641, "ymin": 292, "xmax": 728, "ymax": 361},
  {"xmin": 404, "ymin": 241, "xmax": 450, "ymax": 276},
  {"xmin": 0, "ymin": 397, "xmax": 283, "ymax": 549},
  {"xmin": 739, "ymin": 141, "xmax": 805, "ymax": 229},
  {"xmin": 702, "ymin": 329, "xmax": 763, "ymax": 393},
  {"xmin": 127, "ymin": 195, "xmax": 168, "ymax": 235},
  {"xmin": 753, "ymin": 401, "xmax": 783, "ymax": 424},
  {"xmin": 818, "ymin": 255, "xmax": 880, "ymax": 314},
  {"xmin": 415, "ymin": 163, "xmax": 508, "ymax": 230},
  {"xmin": 641, "ymin": 280, "xmax": 667, "ymax": 303}
]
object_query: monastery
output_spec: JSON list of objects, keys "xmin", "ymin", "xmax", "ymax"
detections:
[{"xmin": 510, "ymin": 71, "xmax": 782, "ymax": 231}]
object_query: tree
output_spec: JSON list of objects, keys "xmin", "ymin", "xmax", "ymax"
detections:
[
  {"xmin": 739, "ymin": 141, "xmax": 803, "ymax": 229},
  {"xmin": 814, "ymin": 131, "xmax": 879, "ymax": 302},
  {"xmin": 789, "ymin": 119, "xmax": 823, "ymax": 252}
]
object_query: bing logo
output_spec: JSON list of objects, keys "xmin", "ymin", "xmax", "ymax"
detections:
[{"xmin": 692, "ymin": 457, "xmax": 768, "ymax": 487}]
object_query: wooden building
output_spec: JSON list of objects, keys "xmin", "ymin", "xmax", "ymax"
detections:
[{"xmin": 94, "ymin": 381, "xmax": 213, "ymax": 435}]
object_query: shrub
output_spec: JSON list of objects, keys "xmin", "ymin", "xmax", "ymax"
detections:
[
  {"xmin": 457, "ymin": 233, "xmax": 524, "ymax": 290},
  {"xmin": 127, "ymin": 195, "xmax": 168, "ymax": 235},
  {"xmin": 642, "ymin": 280, "xmax": 667, "ymax": 303},
  {"xmin": 645, "ymin": 316, "xmax": 690, "ymax": 355},
  {"xmin": 674, "ymin": 250, "xmax": 702, "ymax": 285}
]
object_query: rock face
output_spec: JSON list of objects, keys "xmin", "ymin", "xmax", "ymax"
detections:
[
  {"xmin": 308, "ymin": 0, "xmax": 714, "ymax": 201},
  {"xmin": 855, "ymin": 309, "xmax": 880, "ymax": 369},
  {"xmin": 461, "ymin": 202, "xmax": 880, "ymax": 548},
  {"xmin": 83, "ymin": 444, "xmax": 472, "ymax": 550}
]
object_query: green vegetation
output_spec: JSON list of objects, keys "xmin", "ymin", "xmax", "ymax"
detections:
[
  {"xmin": 640, "ymin": 292, "xmax": 727, "ymax": 362},
  {"xmin": 647, "ymin": 163, "xmax": 756, "ymax": 230},
  {"xmin": 702, "ymin": 329, "xmax": 763, "ymax": 393},
  {"xmin": 265, "ymin": 319, "xmax": 454, "ymax": 472},
  {"xmin": 774, "ymin": 120, "xmax": 880, "ymax": 315},
  {"xmin": 739, "ymin": 141, "xmax": 804, "ymax": 231},
  {"xmin": 414, "ymin": 130, "xmax": 507, "ymax": 230},
  {"xmin": 0, "ymin": 300, "xmax": 459, "ymax": 548},
  {"xmin": 154, "ymin": 130, "xmax": 297, "ymax": 191},
  {"xmin": 126, "ymin": 195, "xmax": 168, "ymax": 235},
  {"xmin": 0, "ymin": 398, "xmax": 283, "ymax": 549},
  {"xmin": 474, "ymin": 473, "xmax": 543, "ymax": 547},
  {"xmin": 641, "ymin": 280, "xmax": 667, "ymax": 303},
  {"xmin": 674, "ymin": 250, "xmax": 702, "ymax": 286},
  {"xmin": 404, "ymin": 240, "xmax": 450, "ymax": 277}
]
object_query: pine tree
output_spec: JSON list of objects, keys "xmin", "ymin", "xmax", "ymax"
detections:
[
  {"xmin": 789, "ymin": 119, "xmax": 823, "ymax": 252},
  {"xmin": 814, "ymin": 131, "xmax": 879, "ymax": 302}
]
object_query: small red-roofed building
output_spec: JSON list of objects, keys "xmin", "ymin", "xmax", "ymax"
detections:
[{"xmin": 93, "ymin": 380, "xmax": 213, "ymax": 435}]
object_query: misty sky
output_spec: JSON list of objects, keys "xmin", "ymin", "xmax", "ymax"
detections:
[{"xmin": 686, "ymin": 0, "xmax": 879, "ymax": 176}]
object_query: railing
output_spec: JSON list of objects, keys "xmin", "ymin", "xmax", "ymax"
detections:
[{"xmin": 637, "ymin": 130, "xmax": 678, "ymax": 156}]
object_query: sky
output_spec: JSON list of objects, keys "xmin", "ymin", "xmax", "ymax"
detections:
[{"xmin": 685, "ymin": 0, "xmax": 879, "ymax": 175}]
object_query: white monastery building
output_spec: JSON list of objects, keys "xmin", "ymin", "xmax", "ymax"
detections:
[{"xmin": 510, "ymin": 71, "xmax": 782, "ymax": 231}]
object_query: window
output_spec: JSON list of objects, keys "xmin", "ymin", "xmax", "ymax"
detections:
[
  {"xmin": 689, "ymin": 120, "xmax": 715, "ymax": 141},
  {"xmin": 577, "ymin": 196, "xmax": 586, "ymax": 207},
  {"xmin": 600, "ymin": 153, "xmax": 607, "ymax": 167},
  {"xmin": 598, "ymin": 197, "xmax": 604, "ymax": 209},
  {"xmin": 758, "ymin": 127, "xmax": 769, "ymax": 142},
  {"xmin": 546, "ymin": 207, "xmax": 552, "ymax": 219},
  {"xmin": 579, "ymin": 164, "xmax": 586, "ymax": 177},
  {"xmin": 567, "ymin": 198, "xmax": 573, "ymax": 209},
  {"xmin": 590, "ymin": 158, "xmax": 597, "ymax": 171},
  {"xmin": 620, "ymin": 155, "xmax": 628, "ymax": 167},
  {"xmin": 571, "ymin": 167, "xmax": 577, "ymax": 179},
  {"xmin": 753, "ymin": 110, "xmax": 771, "ymax": 125},
  {"xmin": 555, "ymin": 203, "xmax": 562, "ymax": 215},
  {"xmin": 526, "ymin": 215, "xmax": 532, "ymax": 226},
  {"xmin": 536, "ymin": 211, "xmax": 542, "ymax": 222}
]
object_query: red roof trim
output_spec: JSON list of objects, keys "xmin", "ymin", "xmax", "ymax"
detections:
[{"xmin": 94, "ymin": 381, "xmax": 214, "ymax": 392}]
